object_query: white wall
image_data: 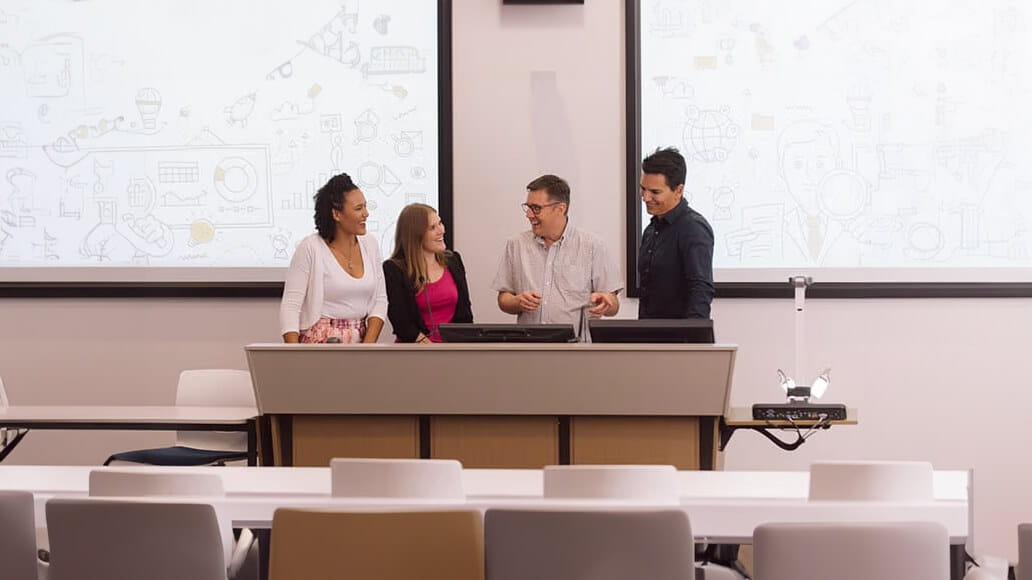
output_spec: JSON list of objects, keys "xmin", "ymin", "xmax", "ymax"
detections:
[{"xmin": 0, "ymin": 0, "xmax": 1030, "ymax": 560}]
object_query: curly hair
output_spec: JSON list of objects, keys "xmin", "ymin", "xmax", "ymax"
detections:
[{"xmin": 313, "ymin": 173, "xmax": 359, "ymax": 242}]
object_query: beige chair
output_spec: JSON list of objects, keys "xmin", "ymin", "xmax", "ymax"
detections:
[
  {"xmin": 104, "ymin": 369, "xmax": 255, "ymax": 466},
  {"xmin": 0, "ymin": 490, "xmax": 43, "ymax": 580},
  {"xmin": 484, "ymin": 509, "xmax": 694, "ymax": 580},
  {"xmin": 46, "ymin": 499, "xmax": 227, "ymax": 580},
  {"xmin": 88, "ymin": 469, "xmax": 251, "ymax": 578},
  {"xmin": 1019, "ymin": 523, "xmax": 1032, "ymax": 580},
  {"xmin": 753, "ymin": 521, "xmax": 949, "ymax": 580},
  {"xmin": 542, "ymin": 464, "xmax": 679, "ymax": 502},
  {"xmin": 808, "ymin": 460, "xmax": 934, "ymax": 501},
  {"xmin": 330, "ymin": 458, "xmax": 464, "ymax": 499},
  {"xmin": 269, "ymin": 509, "xmax": 483, "ymax": 580}
]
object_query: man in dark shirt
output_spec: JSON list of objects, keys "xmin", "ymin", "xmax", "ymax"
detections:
[{"xmin": 638, "ymin": 147, "xmax": 715, "ymax": 319}]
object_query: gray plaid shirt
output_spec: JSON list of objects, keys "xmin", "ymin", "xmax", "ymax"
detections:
[{"xmin": 492, "ymin": 222, "xmax": 622, "ymax": 340}]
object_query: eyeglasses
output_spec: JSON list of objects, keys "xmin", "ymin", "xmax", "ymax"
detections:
[{"xmin": 521, "ymin": 202, "xmax": 561, "ymax": 215}]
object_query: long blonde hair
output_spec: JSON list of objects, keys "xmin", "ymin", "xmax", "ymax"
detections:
[{"xmin": 390, "ymin": 203, "xmax": 448, "ymax": 293}]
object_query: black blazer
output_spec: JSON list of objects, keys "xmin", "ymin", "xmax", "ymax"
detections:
[{"xmin": 383, "ymin": 252, "xmax": 474, "ymax": 342}]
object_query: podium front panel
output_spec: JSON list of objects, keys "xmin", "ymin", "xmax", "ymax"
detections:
[{"xmin": 246, "ymin": 343, "xmax": 736, "ymax": 416}]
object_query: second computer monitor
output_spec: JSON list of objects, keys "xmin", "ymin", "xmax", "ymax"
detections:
[
  {"xmin": 438, "ymin": 323, "xmax": 576, "ymax": 343},
  {"xmin": 588, "ymin": 318, "xmax": 714, "ymax": 344}
]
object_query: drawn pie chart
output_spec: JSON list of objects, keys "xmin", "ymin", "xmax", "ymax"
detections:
[{"xmin": 213, "ymin": 157, "xmax": 258, "ymax": 202}]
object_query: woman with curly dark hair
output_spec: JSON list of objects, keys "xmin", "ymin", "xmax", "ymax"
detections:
[{"xmin": 279, "ymin": 173, "xmax": 387, "ymax": 343}]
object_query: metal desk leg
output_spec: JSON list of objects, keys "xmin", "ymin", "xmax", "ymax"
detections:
[
  {"xmin": 950, "ymin": 545, "xmax": 966, "ymax": 580},
  {"xmin": 0, "ymin": 429, "xmax": 29, "ymax": 463},
  {"xmin": 256, "ymin": 529, "xmax": 270, "ymax": 580},
  {"xmin": 246, "ymin": 419, "xmax": 258, "ymax": 466}
]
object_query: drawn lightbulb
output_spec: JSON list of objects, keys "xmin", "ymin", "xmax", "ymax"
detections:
[{"xmin": 135, "ymin": 88, "xmax": 162, "ymax": 130}]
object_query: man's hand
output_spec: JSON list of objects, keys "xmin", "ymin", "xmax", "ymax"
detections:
[
  {"xmin": 588, "ymin": 292, "xmax": 619, "ymax": 317},
  {"xmin": 516, "ymin": 291, "xmax": 542, "ymax": 312}
]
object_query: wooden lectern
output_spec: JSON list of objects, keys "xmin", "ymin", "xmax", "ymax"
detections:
[{"xmin": 245, "ymin": 343, "xmax": 736, "ymax": 469}]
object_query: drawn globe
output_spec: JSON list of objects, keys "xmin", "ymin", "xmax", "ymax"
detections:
[{"xmin": 682, "ymin": 110, "xmax": 738, "ymax": 163}]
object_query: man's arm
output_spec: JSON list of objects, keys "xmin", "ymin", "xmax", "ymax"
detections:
[{"xmin": 680, "ymin": 224, "xmax": 716, "ymax": 319}]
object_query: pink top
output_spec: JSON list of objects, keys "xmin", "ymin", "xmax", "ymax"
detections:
[{"xmin": 415, "ymin": 269, "xmax": 459, "ymax": 342}]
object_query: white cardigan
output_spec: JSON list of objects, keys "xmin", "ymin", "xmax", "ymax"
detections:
[{"xmin": 279, "ymin": 233, "xmax": 388, "ymax": 336}]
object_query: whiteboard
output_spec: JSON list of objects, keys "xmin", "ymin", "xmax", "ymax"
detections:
[
  {"xmin": 0, "ymin": 0, "xmax": 442, "ymax": 283},
  {"xmin": 638, "ymin": 0, "xmax": 1032, "ymax": 284}
]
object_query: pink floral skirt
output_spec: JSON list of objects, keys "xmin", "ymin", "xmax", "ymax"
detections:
[{"xmin": 299, "ymin": 317, "xmax": 367, "ymax": 344}]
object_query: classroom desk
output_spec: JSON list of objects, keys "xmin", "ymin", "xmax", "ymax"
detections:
[
  {"xmin": 0, "ymin": 406, "xmax": 259, "ymax": 465},
  {"xmin": 4, "ymin": 465, "xmax": 969, "ymax": 537},
  {"xmin": 8, "ymin": 466, "xmax": 970, "ymax": 580}
]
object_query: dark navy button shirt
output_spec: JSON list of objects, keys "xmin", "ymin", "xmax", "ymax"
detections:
[{"xmin": 638, "ymin": 198, "xmax": 715, "ymax": 319}]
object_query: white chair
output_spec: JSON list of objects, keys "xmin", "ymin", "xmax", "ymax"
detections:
[
  {"xmin": 88, "ymin": 469, "xmax": 251, "ymax": 579},
  {"xmin": 542, "ymin": 464, "xmax": 679, "ymax": 502},
  {"xmin": 808, "ymin": 460, "xmax": 934, "ymax": 501},
  {"xmin": 753, "ymin": 521, "xmax": 949, "ymax": 580},
  {"xmin": 103, "ymin": 369, "xmax": 256, "ymax": 466},
  {"xmin": 0, "ymin": 375, "xmax": 29, "ymax": 462},
  {"xmin": 1019, "ymin": 523, "xmax": 1032, "ymax": 580},
  {"xmin": 330, "ymin": 458, "xmax": 465, "ymax": 499},
  {"xmin": 46, "ymin": 498, "xmax": 227, "ymax": 580},
  {"xmin": 541, "ymin": 465, "xmax": 741, "ymax": 578},
  {"xmin": 484, "ymin": 509, "xmax": 694, "ymax": 580},
  {"xmin": 0, "ymin": 490, "xmax": 44, "ymax": 580}
]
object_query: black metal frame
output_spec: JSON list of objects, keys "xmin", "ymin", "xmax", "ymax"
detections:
[
  {"xmin": 0, "ymin": 418, "xmax": 258, "ymax": 466},
  {"xmin": 0, "ymin": 0, "xmax": 454, "ymax": 299},
  {"xmin": 624, "ymin": 0, "xmax": 1032, "ymax": 299},
  {"xmin": 718, "ymin": 417, "xmax": 833, "ymax": 452}
]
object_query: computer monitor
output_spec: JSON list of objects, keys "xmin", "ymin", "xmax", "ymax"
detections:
[
  {"xmin": 588, "ymin": 318, "xmax": 715, "ymax": 344},
  {"xmin": 437, "ymin": 323, "xmax": 576, "ymax": 343}
]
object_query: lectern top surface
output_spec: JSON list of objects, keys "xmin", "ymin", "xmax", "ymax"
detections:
[{"xmin": 245, "ymin": 342, "xmax": 738, "ymax": 352}]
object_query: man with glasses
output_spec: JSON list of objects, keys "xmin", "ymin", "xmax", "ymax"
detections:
[
  {"xmin": 492, "ymin": 174, "xmax": 621, "ymax": 340},
  {"xmin": 638, "ymin": 147, "xmax": 715, "ymax": 319}
]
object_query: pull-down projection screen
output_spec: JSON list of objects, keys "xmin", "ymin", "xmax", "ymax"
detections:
[
  {"xmin": 0, "ymin": 0, "xmax": 445, "ymax": 283},
  {"xmin": 634, "ymin": 0, "xmax": 1032, "ymax": 286}
]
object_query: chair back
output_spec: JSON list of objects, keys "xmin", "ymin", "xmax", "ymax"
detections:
[
  {"xmin": 808, "ymin": 460, "xmax": 934, "ymax": 501},
  {"xmin": 543, "ymin": 464, "xmax": 679, "ymax": 502},
  {"xmin": 89, "ymin": 469, "xmax": 226, "ymax": 497},
  {"xmin": 0, "ymin": 491, "xmax": 40, "ymax": 580},
  {"xmin": 1019, "ymin": 523, "xmax": 1032, "ymax": 580},
  {"xmin": 0, "ymin": 375, "xmax": 9, "ymax": 447},
  {"xmin": 46, "ymin": 498, "xmax": 227, "ymax": 580},
  {"xmin": 174, "ymin": 369, "xmax": 255, "ymax": 450},
  {"xmin": 330, "ymin": 458, "xmax": 464, "ymax": 499},
  {"xmin": 752, "ymin": 521, "xmax": 949, "ymax": 580},
  {"xmin": 89, "ymin": 470, "xmax": 232, "ymax": 566},
  {"xmin": 269, "ymin": 509, "xmax": 483, "ymax": 580},
  {"xmin": 484, "ymin": 509, "xmax": 693, "ymax": 580},
  {"xmin": 0, "ymin": 374, "xmax": 9, "ymax": 408}
]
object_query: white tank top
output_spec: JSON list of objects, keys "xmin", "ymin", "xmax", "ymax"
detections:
[{"xmin": 319, "ymin": 240, "xmax": 376, "ymax": 320}]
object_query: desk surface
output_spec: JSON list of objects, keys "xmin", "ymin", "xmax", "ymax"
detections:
[
  {"xmin": 2, "ymin": 465, "xmax": 969, "ymax": 542},
  {"xmin": 0, "ymin": 406, "xmax": 257, "ymax": 425},
  {"xmin": 0, "ymin": 465, "xmax": 967, "ymax": 500}
]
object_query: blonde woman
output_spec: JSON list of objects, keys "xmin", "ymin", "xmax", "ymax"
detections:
[
  {"xmin": 280, "ymin": 173, "xmax": 387, "ymax": 343},
  {"xmin": 383, "ymin": 204, "xmax": 472, "ymax": 343}
]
